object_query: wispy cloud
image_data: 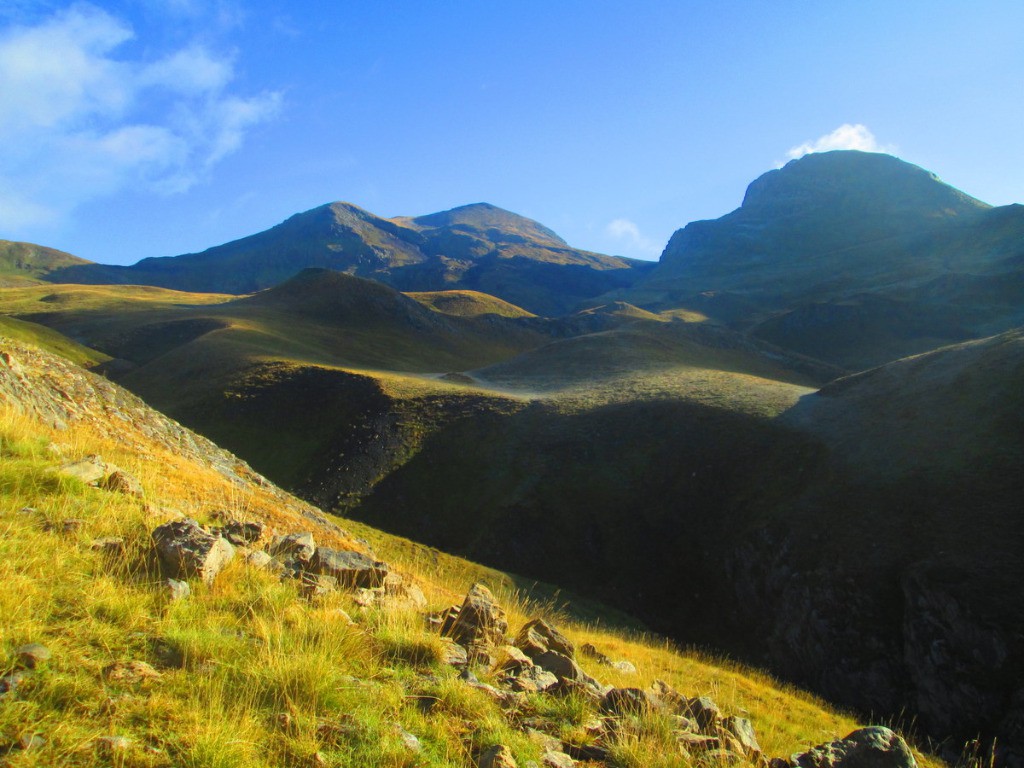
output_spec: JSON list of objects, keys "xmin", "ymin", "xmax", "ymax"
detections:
[
  {"xmin": 0, "ymin": 3, "xmax": 280, "ymax": 232},
  {"xmin": 605, "ymin": 218, "xmax": 662, "ymax": 258},
  {"xmin": 786, "ymin": 124, "xmax": 896, "ymax": 161}
]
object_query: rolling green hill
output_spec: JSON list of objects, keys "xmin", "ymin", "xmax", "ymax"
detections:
[
  {"xmin": 46, "ymin": 202, "xmax": 654, "ymax": 316},
  {"xmin": 0, "ymin": 240, "xmax": 93, "ymax": 285}
]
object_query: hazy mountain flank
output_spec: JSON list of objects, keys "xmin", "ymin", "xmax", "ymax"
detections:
[
  {"xmin": 47, "ymin": 202, "xmax": 653, "ymax": 316},
  {"xmin": 628, "ymin": 151, "xmax": 1024, "ymax": 369}
]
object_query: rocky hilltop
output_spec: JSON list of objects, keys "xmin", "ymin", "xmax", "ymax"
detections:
[
  {"xmin": 630, "ymin": 151, "xmax": 1024, "ymax": 368},
  {"xmin": 45, "ymin": 202, "xmax": 653, "ymax": 316}
]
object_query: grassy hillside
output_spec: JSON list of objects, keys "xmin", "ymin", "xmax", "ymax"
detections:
[
  {"xmin": 0, "ymin": 241, "xmax": 92, "ymax": 286},
  {"xmin": 0, "ymin": 336, "xmax": 931, "ymax": 768}
]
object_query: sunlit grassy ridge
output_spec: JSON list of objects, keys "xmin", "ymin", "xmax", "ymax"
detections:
[{"xmin": 0, "ymin": 338, "xmax": 938, "ymax": 767}]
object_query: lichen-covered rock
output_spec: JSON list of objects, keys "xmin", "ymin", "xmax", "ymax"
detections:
[
  {"xmin": 311, "ymin": 547, "xmax": 389, "ymax": 588},
  {"xmin": 792, "ymin": 727, "xmax": 917, "ymax": 768},
  {"xmin": 15, "ymin": 643, "xmax": 51, "ymax": 669},
  {"xmin": 152, "ymin": 518, "xmax": 235, "ymax": 584},
  {"xmin": 56, "ymin": 455, "xmax": 112, "ymax": 485}
]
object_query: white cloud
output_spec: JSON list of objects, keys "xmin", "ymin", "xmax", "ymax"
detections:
[
  {"xmin": 606, "ymin": 218, "xmax": 662, "ymax": 258},
  {"xmin": 786, "ymin": 124, "xmax": 896, "ymax": 161},
  {"xmin": 0, "ymin": 4, "xmax": 280, "ymax": 232}
]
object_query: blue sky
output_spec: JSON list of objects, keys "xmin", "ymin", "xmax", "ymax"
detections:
[{"xmin": 1, "ymin": 1, "xmax": 1022, "ymax": 265}]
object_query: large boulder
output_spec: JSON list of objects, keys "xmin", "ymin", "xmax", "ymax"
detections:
[
  {"xmin": 268, "ymin": 531, "xmax": 316, "ymax": 565},
  {"xmin": 312, "ymin": 547, "xmax": 389, "ymax": 589},
  {"xmin": 792, "ymin": 727, "xmax": 917, "ymax": 768},
  {"xmin": 152, "ymin": 519, "xmax": 235, "ymax": 584}
]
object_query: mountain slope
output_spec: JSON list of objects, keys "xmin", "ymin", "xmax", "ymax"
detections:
[
  {"xmin": 47, "ymin": 202, "xmax": 652, "ymax": 316},
  {"xmin": 0, "ymin": 240, "xmax": 93, "ymax": 285},
  {"xmin": 1, "ymin": 336, "xmax": 929, "ymax": 768},
  {"xmin": 628, "ymin": 151, "xmax": 1024, "ymax": 368}
]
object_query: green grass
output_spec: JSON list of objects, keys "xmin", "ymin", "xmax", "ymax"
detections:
[
  {"xmin": 0, "ymin": 317, "xmax": 110, "ymax": 368},
  {"xmin": 0, "ymin": 385, "xmax": 943, "ymax": 768}
]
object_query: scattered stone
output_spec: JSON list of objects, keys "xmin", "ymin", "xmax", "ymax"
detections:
[
  {"xmin": 312, "ymin": 547, "xmax": 389, "ymax": 588},
  {"xmin": 499, "ymin": 645, "xmax": 534, "ymax": 672},
  {"xmin": 18, "ymin": 733, "xmax": 46, "ymax": 751},
  {"xmin": 217, "ymin": 520, "xmax": 265, "ymax": 546},
  {"xmin": 792, "ymin": 727, "xmax": 917, "ymax": 768},
  {"xmin": 515, "ymin": 619, "xmax": 576, "ymax": 660},
  {"xmin": 396, "ymin": 726, "xmax": 421, "ymax": 752},
  {"xmin": 152, "ymin": 518, "xmax": 235, "ymax": 584},
  {"xmin": 103, "ymin": 660, "xmax": 162, "ymax": 684},
  {"xmin": 438, "ymin": 604, "xmax": 462, "ymax": 635},
  {"xmin": 579, "ymin": 642, "xmax": 606, "ymax": 661},
  {"xmin": 45, "ymin": 518, "xmax": 85, "ymax": 535},
  {"xmin": 533, "ymin": 650, "xmax": 600, "ymax": 691},
  {"xmin": 445, "ymin": 584, "xmax": 508, "ymax": 656},
  {"xmin": 441, "ymin": 640, "xmax": 469, "ymax": 668},
  {"xmin": 686, "ymin": 695, "xmax": 722, "ymax": 733},
  {"xmin": 677, "ymin": 732, "xmax": 723, "ymax": 752},
  {"xmin": 245, "ymin": 550, "xmax": 283, "ymax": 572},
  {"xmin": 601, "ymin": 687, "xmax": 653, "ymax": 716},
  {"xmin": 57, "ymin": 455, "xmax": 111, "ymax": 485},
  {"xmin": 15, "ymin": 643, "xmax": 51, "ymax": 669},
  {"xmin": 382, "ymin": 572, "xmax": 428, "ymax": 609},
  {"xmin": 91, "ymin": 537, "xmax": 126, "ymax": 555},
  {"xmin": 100, "ymin": 469, "xmax": 143, "ymax": 498},
  {"xmin": 540, "ymin": 751, "xmax": 575, "ymax": 768},
  {"xmin": 0, "ymin": 671, "xmax": 27, "ymax": 696},
  {"xmin": 95, "ymin": 735, "xmax": 131, "ymax": 754},
  {"xmin": 706, "ymin": 748, "xmax": 744, "ymax": 765},
  {"xmin": 527, "ymin": 729, "xmax": 562, "ymax": 753},
  {"xmin": 479, "ymin": 744, "xmax": 518, "ymax": 768},
  {"xmin": 608, "ymin": 660, "xmax": 637, "ymax": 674},
  {"xmin": 268, "ymin": 531, "xmax": 316, "ymax": 564},
  {"xmin": 166, "ymin": 579, "xmax": 190, "ymax": 601},
  {"xmin": 723, "ymin": 715, "xmax": 762, "ymax": 760},
  {"xmin": 299, "ymin": 573, "xmax": 339, "ymax": 599},
  {"xmin": 506, "ymin": 665, "xmax": 558, "ymax": 693}
]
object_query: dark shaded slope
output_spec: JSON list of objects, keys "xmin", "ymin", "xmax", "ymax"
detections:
[
  {"xmin": 49, "ymin": 202, "xmax": 652, "ymax": 316},
  {"xmin": 630, "ymin": 151, "xmax": 1024, "ymax": 369}
]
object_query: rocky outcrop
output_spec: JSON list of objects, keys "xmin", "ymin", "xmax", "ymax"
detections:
[
  {"xmin": 152, "ymin": 519, "xmax": 236, "ymax": 585},
  {"xmin": 792, "ymin": 727, "xmax": 916, "ymax": 768}
]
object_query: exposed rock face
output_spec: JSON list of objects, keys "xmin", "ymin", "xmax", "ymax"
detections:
[
  {"xmin": 792, "ymin": 727, "xmax": 916, "ymax": 768},
  {"xmin": 152, "ymin": 519, "xmax": 235, "ymax": 585},
  {"xmin": 312, "ymin": 547, "xmax": 389, "ymax": 588},
  {"xmin": 445, "ymin": 583, "xmax": 508, "ymax": 653}
]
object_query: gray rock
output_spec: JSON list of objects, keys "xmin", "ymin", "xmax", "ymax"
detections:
[
  {"xmin": 441, "ymin": 640, "xmax": 469, "ymax": 668},
  {"xmin": 397, "ymin": 726, "xmax": 421, "ymax": 752},
  {"xmin": 311, "ymin": 547, "xmax": 389, "ymax": 588},
  {"xmin": 100, "ymin": 470, "xmax": 143, "ymax": 498},
  {"xmin": 57, "ymin": 455, "xmax": 111, "ymax": 485},
  {"xmin": 103, "ymin": 660, "xmax": 162, "ymax": 684},
  {"xmin": 506, "ymin": 665, "xmax": 559, "ymax": 694},
  {"xmin": 792, "ymin": 727, "xmax": 917, "ymax": 768},
  {"xmin": 446, "ymin": 583, "xmax": 508, "ymax": 652},
  {"xmin": 479, "ymin": 744, "xmax": 518, "ymax": 768},
  {"xmin": 608, "ymin": 660, "xmax": 637, "ymax": 674},
  {"xmin": 601, "ymin": 687, "xmax": 653, "ymax": 716},
  {"xmin": 217, "ymin": 520, "xmax": 265, "ymax": 546},
  {"xmin": 299, "ymin": 573, "xmax": 339, "ymax": 598},
  {"xmin": 95, "ymin": 735, "xmax": 131, "ymax": 753},
  {"xmin": 152, "ymin": 518, "xmax": 235, "ymax": 584},
  {"xmin": 515, "ymin": 618, "xmax": 575, "ymax": 659},
  {"xmin": 0, "ymin": 671, "xmax": 28, "ymax": 695},
  {"xmin": 723, "ymin": 715, "xmax": 762, "ymax": 760},
  {"xmin": 166, "ymin": 579, "xmax": 190, "ymax": 601},
  {"xmin": 686, "ymin": 695, "xmax": 722, "ymax": 733},
  {"xmin": 533, "ymin": 650, "xmax": 601, "ymax": 692},
  {"xmin": 268, "ymin": 531, "xmax": 316, "ymax": 564},
  {"xmin": 540, "ymin": 751, "xmax": 575, "ymax": 768},
  {"xmin": 91, "ymin": 537, "xmax": 126, "ymax": 555},
  {"xmin": 15, "ymin": 643, "xmax": 51, "ymax": 669},
  {"xmin": 245, "ymin": 550, "xmax": 282, "ymax": 572},
  {"xmin": 18, "ymin": 733, "xmax": 46, "ymax": 751}
]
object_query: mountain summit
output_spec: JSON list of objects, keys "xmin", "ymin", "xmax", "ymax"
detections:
[
  {"xmin": 48, "ymin": 202, "xmax": 650, "ymax": 315},
  {"xmin": 630, "ymin": 150, "xmax": 1024, "ymax": 367}
]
